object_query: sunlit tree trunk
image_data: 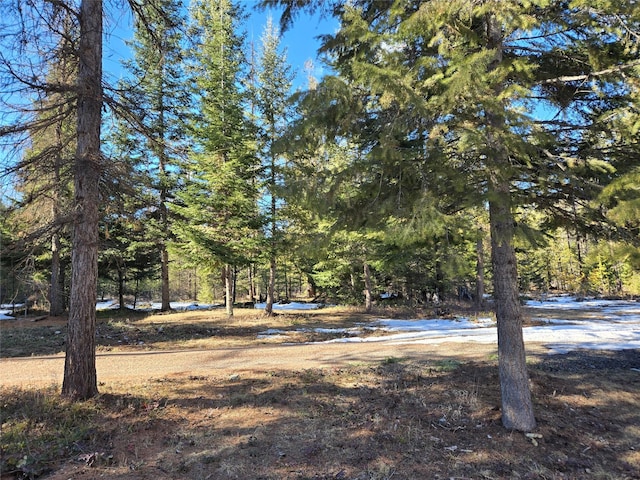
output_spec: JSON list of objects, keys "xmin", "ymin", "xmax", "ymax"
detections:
[
  {"xmin": 363, "ymin": 260, "xmax": 372, "ymax": 313},
  {"xmin": 224, "ymin": 264, "xmax": 234, "ymax": 317},
  {"xmin": 489, "ymin": 187, "xmax": 536, "ymax": 431},
  {"xmin": 62, "ymin": 0, "xmax": 102, "ymax": 401},
  {"xmin": 486, "ymin": 13, "xmax": 535, "ymax": 432}
]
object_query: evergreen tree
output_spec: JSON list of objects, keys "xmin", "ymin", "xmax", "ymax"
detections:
[
  {"xmin": 116, "ymin": 0, "xmax": 188, "ymax": 311},
  {"xmin": 174, "ymin": 0, "xmax": 261, "ymax": 316},
  {"xmin": 1, "ymin": 0, "xmax": 187, "ymax": 401},
  {"xmin": 1, "ymin": 2, "xmax": 76, "ymax": 315},
  {"xmin": 251, "ymin": 17, "xmax": 295, "ymax": 315},
  {"xmin": 261, "ymin": 0, "xmax": 640, "ymax": 430}
]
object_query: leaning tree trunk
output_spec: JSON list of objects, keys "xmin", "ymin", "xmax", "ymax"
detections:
[
  {"xmin": 489, "ymin": 186, "xmax": 536, "ymax": 431},
  {"xmin": 62, "ymin": 0, "xmax": 102, "ymax": 401}
]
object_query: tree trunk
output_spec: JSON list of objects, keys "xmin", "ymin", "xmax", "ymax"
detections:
[
  {"xmin": 118, "ymin": 267, "xmax": 125, "ymax": 310},
  {"xmin": 306, "ymin": 274, "xmax": 316, "ymax": 299},
  {"xmin": 363, "ymin": 261, "xmax": 373, "ymax": 313},
  {"xmin": 485, "ymin": 11, "xmax": 535, "ymax": 432},
  {"xmin": 62, "ymin": 0, "xmax": 102, "ymax": 401},
  {"xmin": 50, "ymin": 93, "xmax": 65, "ymax": 317},
  {"xmin": 489, "ymin": 189, "xmax": 536, "ymax": 431},
  {"xmin": 475, "ymin": 228, "xmax": 485, "ymax": 310},
  {"xmin": 49, "ymin": 231, "xmax": 65, "ymax": 316},
  {"xmin": 224, "ymin": 264, "xmax": 234, "ymax": 317},
  {"xmin": 160, "ymin": 245, "xmax": 170, "ymax": 311},
  {"xmin": 248, "ymin": 265, "xmax": 255, "ymax": 303},
  {"xmin": 265, "ymin": 255, "xmax": 276, "ymax": 315}
]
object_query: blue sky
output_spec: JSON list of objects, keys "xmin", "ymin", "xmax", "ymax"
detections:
[
  {"xmin": 103, "ymin": 0, "xmax": 336, "ymax": 90},
  {"xmin": 0, "ymin": 2, "xmax": 336, "ymax": 201}
]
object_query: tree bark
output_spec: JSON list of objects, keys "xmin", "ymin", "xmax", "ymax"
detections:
[
  {"xmin": 484, "ymin": 11, "xmax": 535, "ymax": 432},
  {"xmin": 489, "ymin": 187, "xmax": 536, "ymax": 431},
  {"xmin": 475, "ymin": 228, "xmax": 485, "ymax": 310},
  {"xmin": 62, "ymin": 0, "xmax": 102, "ymax": 401},
  {"xmin": 224, "ymin": 264, "xmax": 234, "ymax": 317},
  {"xmin": 363, "ymin": 261, "xmax": 373, "ymax": 313},
  {"xmin": 265, "ymin": 254, "xmax": 276, "ymax": 315}
]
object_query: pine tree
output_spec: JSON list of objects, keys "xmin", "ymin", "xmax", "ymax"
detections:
[
  {"xmin": 117, "ymin": 0, "xmax": 188, "ymax": 311},
  {"xmin": 1, "ymin": 0, "xmax": 188, "ymax": 401},
  {"xmin": 251, "ymin": 17, "xmax": 295, "ymax": 315},
  {"xmin": 261, "ymin": 0, "xmax": 640, "ymax": 430},
  {"xmin": 174, "ymin": 0, "xmax": 261, "ymax": 316}
]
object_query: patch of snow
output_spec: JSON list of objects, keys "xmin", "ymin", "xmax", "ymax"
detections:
[
  {"xmin": 96, "ymin": 300, "xmax": 219, "ymax": 312},
  {"xmin": 0, "ymin": 310, "xmax": 15, "ymax": 320},
  {"xmin": 257, "ymin": 328, "xmax": 290, "ymax": 340},
  {"xmin": 265, "ymin": 297, "xmax": 640, "ymax": 355},
  {"xmin": 1, "ymin": 303, "xmax": 25, "ymax": 309},
  {"xmin": 254, "ymin": 302, "xmax": 325, "ymax": 310},
  {"xmin": 96, "ymin": 300, "xmax": 119, "ymax": 310}
]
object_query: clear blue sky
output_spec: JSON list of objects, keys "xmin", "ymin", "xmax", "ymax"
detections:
[{"xmin": 103, "ymin": 0, "xmax": 336, "ymax": 90}]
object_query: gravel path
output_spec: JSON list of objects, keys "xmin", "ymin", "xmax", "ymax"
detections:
[{"xmin": 0, "ymin": 341, "xmax": 517, "ymax": 388}]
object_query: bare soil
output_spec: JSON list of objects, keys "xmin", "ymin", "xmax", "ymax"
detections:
[{"xmin": 1, "ymin": 305, "xmax": 639, "ymax": 479}]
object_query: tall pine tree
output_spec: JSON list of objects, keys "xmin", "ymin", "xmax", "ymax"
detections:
[
  {"xmin": 174, "ymin": 0, "xmax": 260, "ymax": 316},
  {"xmin": 116, "ymin": 0, "xmax": 188, "ymax": 311},
  {"xmin": 251, "ymin": 17, "xmax": 294, "ymax": 315}
]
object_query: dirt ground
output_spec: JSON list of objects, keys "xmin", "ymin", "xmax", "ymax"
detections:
[{"xmin": 1, "ymin": 306, "xmax": 639, "ymax": 479}]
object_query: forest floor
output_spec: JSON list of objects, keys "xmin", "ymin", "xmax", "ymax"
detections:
[{"xmin": 1, "ymin": 304, "xmax": 639, "ymax": 479}]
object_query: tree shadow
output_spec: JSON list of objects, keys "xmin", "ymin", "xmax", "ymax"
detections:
[{"xmin": 2, "ymin": 351, "xmax": 639, "ymax": 479}]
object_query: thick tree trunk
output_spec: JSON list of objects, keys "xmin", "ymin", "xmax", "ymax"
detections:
[
  {"xmin": 62, "ymin": 0, "xmax": 102, "ymax": 401},
  {"xmin": 363, "ymin": 261, "xmax": 373, "ymax": 313},
  {"xmin": 489, "ymin": 188, "xmax": 536, "ymax": 431}
]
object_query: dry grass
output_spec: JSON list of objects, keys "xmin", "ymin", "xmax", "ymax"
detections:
[{"xmin": 1, "ymin": 306, "xmax": 639, "ymax": 479}]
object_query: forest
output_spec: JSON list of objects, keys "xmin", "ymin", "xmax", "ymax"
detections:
[
  {"xmin": 0, "ymin": 0, "xmax": 639, "ymax": 427},
  {"xmin": 1, "ymin": 0, "xmax": 639, "ymax": 313}
]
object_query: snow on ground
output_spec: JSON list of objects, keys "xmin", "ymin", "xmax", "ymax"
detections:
[
  {"xmin": 254, "ymin": 302, "xmax": 325, "ymax": 310},
  {"xmin": 4, "ymin": 296, "xmax": 639, "ymax": 355},
  {"xmin": 95, "ymin": 300, "xmax": 219, "ymax": 312},
  {"xmin": 0, "ymin": 304, "xmax": 26, "ymax": 320},
  {"xmin": 258, "ymin": 296, "xmax": 640, "ymax": 355}
]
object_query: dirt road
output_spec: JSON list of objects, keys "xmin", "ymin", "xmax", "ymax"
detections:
[{"xmin": 0, "ymin": 341, "xmax": 531, "ymax": 388}]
